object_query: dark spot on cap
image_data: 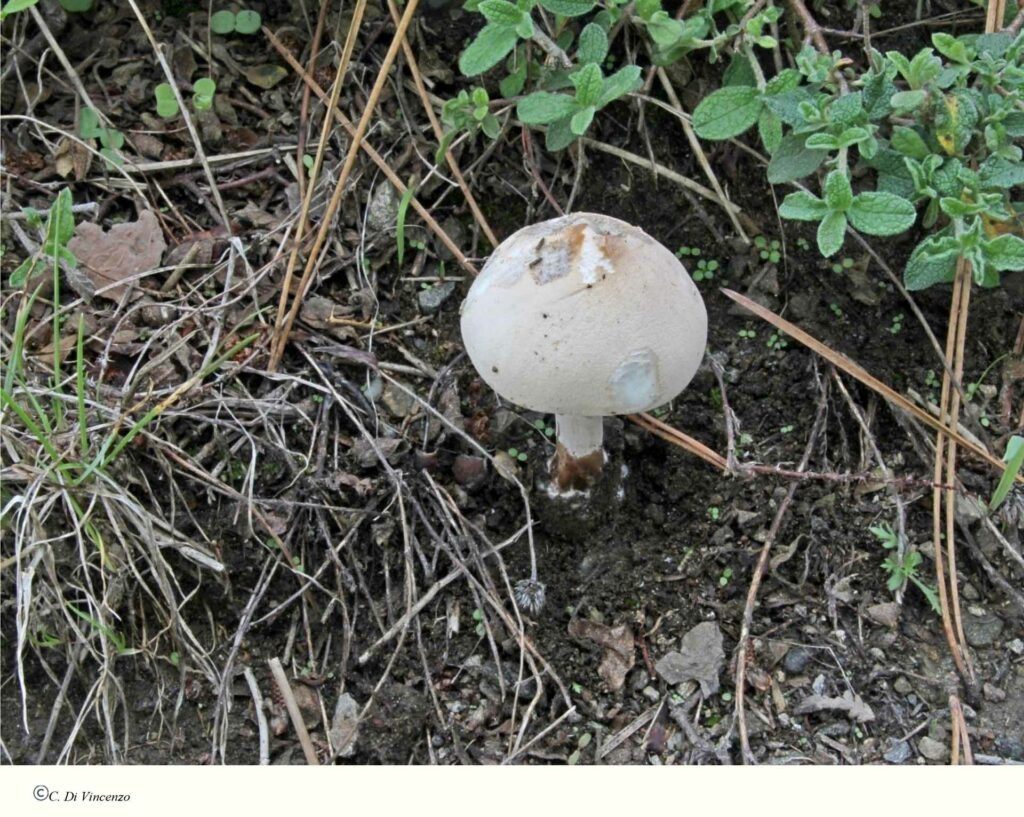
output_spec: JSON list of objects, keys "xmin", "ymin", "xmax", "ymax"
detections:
[{"xmin": 491, "ymin": 366, "xmax": 499, "ymax": 373}]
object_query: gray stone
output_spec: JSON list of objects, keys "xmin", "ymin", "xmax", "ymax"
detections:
[
  {"xmin": 918, "ymin": 736, "xmax": 949, "ymax": 762},
  {"xmin": 963, "ymin": 610, "xmax": 1003, "ymax": 647},
  {"xmin": 382, "ymin": 383, "xmax": 416, "ymax": 418},
  {"xmin": 417, "ymin": 281, "xmax": 457, "ymax": 314},
  {"xmin": 883, "ymin": 740, "xmax": 911, "ymax": 764},
  {"xmin": 866, "ymin": 602, "xmax": 900, "ymax": 628},
  {"xmin": 994, "ymin": 737, "xmax": 1024, "ymax": 761},
  {"xmin": 782, "ymin": 647, "xmax": 812, "ymax": 675},
  {"xmin": 983, "ymin": 682, "xmax": 1006, "ymax": 702},
  {"xmin": 1008, "ymin": 638, "xmax": 1024, "ymax": 656},
  {"xmin": 893, "ymin": 676, "xmax": 913, "ymax": 696}
]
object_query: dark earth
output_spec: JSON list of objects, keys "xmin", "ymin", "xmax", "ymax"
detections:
[{"xmin": 1, "ymin": 0, "xmax": 1022, "ymax": 765}]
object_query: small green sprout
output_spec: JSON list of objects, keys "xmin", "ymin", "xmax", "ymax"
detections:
[
  {"xmin": 718, "ymin": 566, "xmax": 733, "ymax": 587},
  {"xmin": 829, "ymin": 302, "xmax": 843, "ymax": 318},
  {"xmin": 192, "ymin": 77, "xmax": 216, "ymax": 111},
  {"xmin": 889, "ymin": 313, "xmax": 905, "ymax": 335},
  {"xmin": 737, "ymin": 328, "xmax": 756, "ymax": 340},
  {"xmin": 675, "ymin": 245, "xmax": 701, "ymax": 258},
  {"xmin": 924, "ymin": 369, "xmax": 939, "ymax": 389},
  {"xmin": 154, "ymin": 82, "xmax": 179, "ymax": 118},
  {"xmin": 507, "ymin": 447, "xmax": 528, "ymax": 463},
  {"xmin": 707, "ymin": 506, "xmax": 720, "ymax": 521},
  {"xmin": 754, "ymin": 235, "xmax": 781, "ymax": 264},
  {"xmin": 796, "ymin": 237, "xmax": 810, "ymax": 251},
  {"xmin": 872, "ymin": 523, "xmax": 940, "ymax": 614},
  {"xmin": 210, "ymin": 8, "xmax": 261, "ymax": 35},
  {"xmin": 693, "ymin": 258, "xmax": 719, "ymax": 282},
  {"xmin": 533, "ymin": 418, "xmax": 555, "ymax": 438},
  {"xmin": 780, "ymin": 424, "xmax": 794, "ymax": 434},
  {"xmin": 831, "ymin": 256, "xmax": 855, "ymax": 274},
  {"xmin": 767, "ymin": 331, "xmax": 789, "ymax": 351}
]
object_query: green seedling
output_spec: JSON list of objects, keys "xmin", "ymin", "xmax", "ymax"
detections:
[
  {"xmin": 154, "ymin": 82, "xmax": 180, "ymax": 118},
  {"xmin": 192, "ymin": 77, "xmax": 216, "ymax": 111},
  {"xmin": 676, "ymin": 245, "xmax": 701, "ymax": 258},
  {"xmin": 507, "ymin": 447, "xmax": 529, "ymax": 462},
  {"xmin": 79, "ymin": 108, "xmax": 124, "ymax": 167},
  {"xmin": 889, "ymin": 312, "xmax": 905, "ymax": 334},
  {"xmin": 210, "ymin": 8, "xmax": 261, "ymax": 35},
  {"xmin": 718, "ymin": 566, "xmax": 733, "ymax": 587},
  {"xmin": 796, "ymin": 237, "xmax": 810, "ymax": 251},
  {"xmin": 1, "ymin": 0, "xmax": 91, "ymax": 17},
  {"xmin": 396, "ymin": 184, "xmax": 416, "ymax": 267},
  {"xmin": 924, "ymin": 369, "xmax": 939, "ymax": 389},
  {"xmin": 831, "ymin": 256, "xmax": 855, "ymax": 274},
  {"xmin": 767, "ymin": 331, "xmax": 788, "ymax": 351},
  {"xmin": 737, "ymin": 328, "xmax": 756, "ymax": 340},
  {"xmin": 780, "ymin": 424, "xmax": 794, "ymax": 434},
  {"xmin": 872, "ymin": 523, "xmax": 940, "ymax": 614},
  {"xmin": 707, "ymin": 505, "xmax": 720, "ymax": 521},
  {"xmin": 829, "ymin": 302, "xmax": 843, "ymax": 318},
  {"xmin": 754, "ymin": 235, "xmax": 782, "ymax": 263},
  {"xmin": 533, "ymin": 418, "xmax": 556, "ymax": 438},
  {"xmin": 693, "ymin": 258, "xmax": 719, "ymax": 282}
]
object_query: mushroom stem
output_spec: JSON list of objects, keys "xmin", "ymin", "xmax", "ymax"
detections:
[{"xmin": 552, "ymin": 414, "xmax": 605, "ymax": 492}]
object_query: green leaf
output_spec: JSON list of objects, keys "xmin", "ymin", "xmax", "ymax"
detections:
[
  {"xmin": 570, "ymin": 106, "xmax": 595, "ymax": 136},
  {"xmin": 978, "ymin": 156, "xmax": 1024, "ymax": 189},
  {"xmin": 499, "ymin": 50, "xmax": 527, "ymax": 97},
  {"xmin": 757, "ymin": 107, "xmax": 782, "ymax": 155},
  {"xmin": 210, "ymin": 10, "xmax": 235, "ymax": 34},
  {"xmin": 767, "ymin": 133, "xmax": 828, "ymax": 184},
  {"xmin": 692, "ymin": 85, "xmax": 762, "ymax": 140},
  {"xmin": 890, "ymin": 126, "xmax": 929, "ymax": 160},
  {"xmin": 545, "ymin": 116, "xmax": 577, "ymax": 152},
  {"xmin": 517, "ymin": 92, "xmax": 578, "ymax": 124},
  {"xmin": 804, "ymin": 133, "xmax": 838, "ymax": 150},
  {"xmin": 904, "ymin": 235, "xmax": 959, "ymax": 290},
  {"xmin": 479, "ymin": 0, "xmax": 523, "ymax": 25},
  {"xmin": 597, "ymin": 65, "xmax": 641, "ymax": 108},
  {"xmin": 823, "ymin": 170, "xmax": 853, "ymax": 212},
  {"xmin": 848, "ymin": 192, "xmax": 916, "ymax": 236},
  {"xmin": 890, "ymin": 89, "xmax": 926, "ymax": 111},
  {"xmin": 79, "ymin": 107, "xmax": 101, "ymax": 139},
  {"xmin": 396, "ymin": 184, "xmax": 416, "ymax": 268},
  {"xmin": 762, "ymin": 87, "xmax": 813, "ymax": 126},
  {"xmin": 983, "ymin": 234, "xmax": 1024, "ymax": 272},
  {"xmin": 577, "ymin": 23, "xmax": 608, "ymax": 65},
  {"xmin": 816, "ymin": 211, "xmax": 847, "ymax": 257},
  {"xmin": 990, "ymin": 436, "xmax": 1024, "ymax": 512},
  {"xmin": 154, "ymin": 83, "xmax": 180, "ymax": 118},
  {"xmin": 723, "ymin": 52, "xmax": 756, "ymax": 87},
  {"xmin": 233, "ymin": 9, "xmax": 261, "ymax": 34},
  {"xmin": 835, "ymin": 126, "xmax": 869, "ymax": 149},
  {"xmin": 571, "ymin": 63, "xmax": 603, "ymax": 107},
  {"xmin": 194, "ymin": 77, "xmax": 216, "ymax": 97},
  {"xmin": 47, "ymin": 188, "xmax": 75, "ymax": 246},
  {"xmin": 1, "ymin": 0, "xmax": 39, "ymax": 17},
  {"xmin": 459, "ymin": 24, "xmax": 518, "ymax": 77},
  {"xmin": 646, "ymin": 11, "xmax": 684, "ymax": 50},
  {"xmin": 931, "ymin": 32, "xmax": 969, "ymax": 64},
  {"xmin": 829, "ymin": 91, "xmax": 863, "ymax": 126},
  {"xmin": 537, "ymin": 0, "xmax": 595, "ymax": 16},
  {"xmin": 778, "ymin": 191, "xmax": 828, "ymax": 221}
]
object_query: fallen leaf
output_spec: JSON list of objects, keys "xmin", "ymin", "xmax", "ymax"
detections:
[
  {"xmin": 53, "ymin": 136, "xmax": 92, "ymax": 180},
  {"xmin": 244, "ymin": 64, "xmax": 288, "ymax": 89},
  {"xmin": 654, "ymin": 621, "xmax": 725, "ymax": 696},
  {"xmin": 793, "ymin": 690, "xmax": 875, "ymax": 722},
  {"xmin": 67, "ymin": 210, "xmax": 166, "ymax": 301},
  {"xmin": 568, "ymin": 618, "xmax": 635, "ymax": 691}
]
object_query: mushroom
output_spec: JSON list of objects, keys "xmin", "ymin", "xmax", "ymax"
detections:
[{"xmin": 460, "ymin": 212, "xmax": 707, "ymax": 493}]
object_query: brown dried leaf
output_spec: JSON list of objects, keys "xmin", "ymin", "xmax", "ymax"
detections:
[
  {"xmin": 67, "ymin": 211, "xmax": 166, "ymax": 301},
  {"xmin": 53, "ymin": 136, "xmax": 92, "ymax": 180},
  {"xmin": 568, "ymin": 618, "xmax": 635, "ymax": 692},
  {"xmin": 793, "ymin": 690, "xmax": 875, "ymax": 722}
]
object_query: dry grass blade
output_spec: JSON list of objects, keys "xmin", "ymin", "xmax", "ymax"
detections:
[
  {"xmin": 720, "ymin": 288, "xmax": 1019, "ymax": 481},
  {"xmin": 627, "ymin": 412, "xmax": 727, "ymax": 471},
  {"xmin": 268, "ymin": 658, "xmax": 320, "ymax": 765},
  {"xmin": 268, "ymin": 0, "xmax": 423, "ymax": 370}
]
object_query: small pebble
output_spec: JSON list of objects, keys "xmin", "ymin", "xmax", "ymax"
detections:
[
  {"xmin": 1009, "ymin": 638, "xmax": 1024, "ymax": 656},
  {"xmin": 893, "ymin": 676, "xmax": 912, "ymax": 696},
  {"xmin": 883, "ymin": 740, "xmax": 911, "ymax": 764},
  {"xmin": 994, "ymin": 737, "xmax": 1024, "ymax": 761},
  {"xmin": 782, "ymin": 647, "xmax": 812, "ymax": 675},
  {"xmin": 918, "ymin": 736, "xmax": 950, "ymax": 762},
  {"xmin": 417, "ymin": 281, "xmax": 457, "ymax": 314},
  {"xmin": 641, "ymin": 686, "xmax": 661, "ymax": 703},
  {"xmin": 983, "ymin": 682, "xmax": 1006, "ymax": 703},
  {"xmin": 963, "ymin": 610, "xmax": 1003, "ymax": 647}
]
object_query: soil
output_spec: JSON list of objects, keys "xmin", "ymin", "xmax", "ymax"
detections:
[{"xmin": 1, "ymin": 0, "xmax": 1022, "ymax": 766}]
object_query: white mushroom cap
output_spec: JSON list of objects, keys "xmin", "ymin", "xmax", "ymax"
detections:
[{"xmin": 460, "ymin": 213, "xmax": 707, "ymax": 416}]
